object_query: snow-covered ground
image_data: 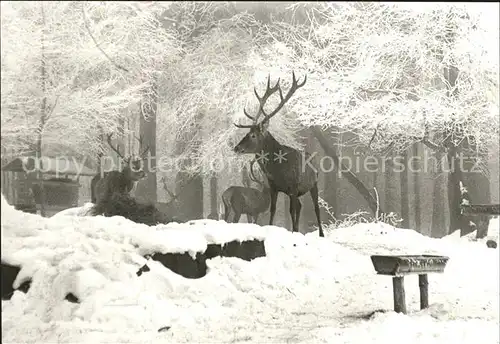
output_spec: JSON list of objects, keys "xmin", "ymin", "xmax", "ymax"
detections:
[{"xmin": 2, "ymin": 196, "xmax": 499, "ymax": 344}]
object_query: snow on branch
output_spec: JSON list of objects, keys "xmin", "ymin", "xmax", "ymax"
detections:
[
  {"xmin": 264, "ymin": 3, "xmax": 499, "ymax": 154},
  {"xmin": 158, "ymin": 12, "xmax": 306, "ymax": 177},
  {"xmin": 1, "ymin": 1, "xmax": 182, "ymax": 156}
]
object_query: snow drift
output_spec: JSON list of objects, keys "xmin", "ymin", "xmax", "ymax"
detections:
[{"xmin": 1, "ymin": 194, "xmax": 498, "ymax": 343}]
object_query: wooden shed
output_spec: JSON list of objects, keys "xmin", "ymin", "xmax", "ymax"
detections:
[{"xmin": 1, "ymin": 156, "xmax": 95, "ymax": 217}]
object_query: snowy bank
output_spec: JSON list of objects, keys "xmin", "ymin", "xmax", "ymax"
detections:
[
  {"xmin": 1, "ymin": 195, "xmax": 498, "ymax": 344},
  {"xmin": 50, "ymin": 203, "xmax": 95, "ymax": 218},
  {"xmin": 1, "ymin": 193, "xmax": 269, "ymax": 299}
]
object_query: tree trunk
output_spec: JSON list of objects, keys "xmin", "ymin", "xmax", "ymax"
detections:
[
  {"xmin": 447, "ymin": 146, "xmax": 470, "ymax": 236},
  {"xmin": 135, "ymin": 97, "xmax": 157, "ymax": 205},
  {"xmin": 372, "ymin": 159, "xmax": 379, "ymax": 218},
  {"xmin": 37, "ymin": 3, "xmax": 48, "ymax": 217},
  {"xmin": 400, "ymin": 149, "xmax": 410, "ymax": 228},
  {"xmin": 384, "ymin": 157, "xmax": 394, "ymax": 216},
  {"xmin": 411, "ymin": 144, "xmax": 421, "ymax": 232},
  {"xmin": 431, "ymin": 152, "xmax": 447, "ymax": 238},
  {"xmin": 312, "ymin": 126, "xmax": 384, "ymax": 217},
  {"xmin": 95, "ymin": 131, "xmax": 104, "ymax": 174},
  {"xmin": 446, "ymin": 150, "xmax": 489, "ymax": 238},
  {"xmin": 173, "ymin": 111, "xmax": 204, "ymax": 221},
  {"xmin": 299, "ymin": 130, "xmax": 320, "ymax": 232},
  {"xmin": 324, "ymin": 145, "xmax": 338, "ymax": 218},
  {"xmin": 463, "ymin": 150, "xmax": 491, "ymax": 238},
  {"xmin": 440, "ymin": 16, "xmax": 476, "ymax": 237},
  {"xmin": 174, "ymin": 171, "xmax": 203, "ymax": 221},
  {"xmin": 36, "ymin": 131, "xmax": 46, "ymax": 217}
]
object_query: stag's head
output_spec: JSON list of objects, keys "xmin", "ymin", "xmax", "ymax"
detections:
[
  {"xmin": 233, "ymin": 72, "xmax": 306, "ymax": 154},
  {"xmin": 106, "ymin": 133, "xmax": 150, "ymax": 181},
  {"xmin": 126, "ymin": 156, "xmax": 148, "ymax": 181}
]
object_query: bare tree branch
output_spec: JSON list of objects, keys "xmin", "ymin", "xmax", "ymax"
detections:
[
  {"xmin": 81, "ymin": 2, "xmax": 130, "ymax": 73},
  {"xmin": 420, "ymin": 137, "xmax": 445, "ymax": 152},
  {"xmin": 368, "ymin": 122, "xmax": 381, "ymax": 149},
  {"xmin": 45, "ymin": 95, "xmax": 60, "ymax": 120}
]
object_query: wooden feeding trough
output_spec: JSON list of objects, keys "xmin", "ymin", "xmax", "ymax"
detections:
[
  {"xmin": 1, "ymin": 156, "xmax": 95, "ymax": 216},
  {"xmin": 461, "ymin": 204, "xmax": 500, "ymax": 216},
  {"xmin": 146, "ymin": 239, "xmax": 267, "ymax": 279},
  {"xmin": 370, "ymin": 255, "xmax": 449, "ymax": 314}
]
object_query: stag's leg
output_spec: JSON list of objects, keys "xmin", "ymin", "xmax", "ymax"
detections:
[
  {"xmin": 289, "ymin": 195, "xmax": 300, "ymax": 233},
  {"xmin": 295, "ymin": 198, "xmax": 302, "ymax": 233},
  {"xmin": 248, "ymin": 213, "xmax": 259, "ymax": 224},
  {"xmin": 233, "ymin": 212, "xmax": 242, "ymax": 223},
  {"xmin": 269, "ymin": 188, "xmax": 279, "ymax": 225},
  {"xmin": 90, "ymin": 175, "xmax": 99, "ymax": 203},
  {"xmin": 246, "ymin": 214, "xmax": 252, "ymax": 223},
  {"xmin": 223, "ymin": 202, "xmax": 231, "ymax": 222},
  {"xmin": 310, "ymin": 183, "xmax": 324, "ymax": 237},
  {"xmin": 288, "ymin": 196, "xmax": 295, "ymax": 230}
]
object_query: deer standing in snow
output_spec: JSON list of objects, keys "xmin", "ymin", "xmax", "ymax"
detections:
[
  {"xmin": 91, "ymin": 134, "xmax": 149, "ymax": 204},
  {"xmin": 233, "ymin": 72, "xmax": 324, "ymax": 237},
  {"xmin": 221, "ymin": 159, "xmax": 270, "ymax": 224}
]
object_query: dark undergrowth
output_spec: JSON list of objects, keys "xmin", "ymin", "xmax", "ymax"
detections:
[{"xmin": 92, "ymin": 192, "xmax": 175, "ymax": 226}]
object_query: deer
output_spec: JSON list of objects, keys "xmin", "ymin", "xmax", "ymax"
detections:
[
  {"xmin": 233, "ymin": 72, "xmax": 324, "ymax": 237},
  {"xmin": 160, "ymin": 176, "xmax": 198, "ymax": 222},
  {"xmin": 221, "ymin": 159, "xmax": 270, "ymax": 224},
  {"xmin": 160, "ymin": 176, "xmax": 181, "ymax": 205},
  {"xmin": 91, "ymin": 133, "xmax": 150, "ymax": 204}
]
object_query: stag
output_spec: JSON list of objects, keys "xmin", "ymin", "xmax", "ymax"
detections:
[
  {"xmin": 91, "ymin": 133, "xmax": 150, "ymax": 204},
  {"xmin": 233, "ymin": 72, "xmax": 324, "ymax": 237},
  {"xmin": 221, "ymin": 159, "xmax": 270, "ymax": 224}
]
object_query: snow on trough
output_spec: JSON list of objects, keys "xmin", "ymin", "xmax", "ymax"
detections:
[
  {"xmin": 47, "ymin": 203, "xmax": 267, "ymax": 255},
  {"xmin": 1, "ymin": 194, "xmax": 499, "ymax": 343},
  {"xmin": 50, "ymin": 202, "xmax": 94, "ymax": 218}
]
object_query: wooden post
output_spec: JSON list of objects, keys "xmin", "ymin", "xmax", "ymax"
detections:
[
  {"xmin": 419, "ymin": 274, "xmax": 429, "ymax": 309},
  {"xmin": 392, "ymin": 276, "xmax": 407, "ymax": 314}
]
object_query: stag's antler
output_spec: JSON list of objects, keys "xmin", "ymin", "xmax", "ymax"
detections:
[
  {"xmin": 235, "ymin": 74, "xmax": 280, "ymax": 129},
  {"xmin": 106, "ymin": 133, "xmax": 125, "ymax": 159},
  {"xmin": 260, "ymin": 71, "xmax": 306, "ymax": 124},
  {"xmin": 234, "ymin": 72, "xmax": 306, "ymax": 128},
  {"xmin": 161, "ymin": 177, "xmax": 179, "ymax": 204},
  {"xmin": 134, "ymin": 134, "xmax": 150, "ymax": 158},
  {"xmin": 161, "ymin": 176, "xmax": 200, "ymax": 204}
]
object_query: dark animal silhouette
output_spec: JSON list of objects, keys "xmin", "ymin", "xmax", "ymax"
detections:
[
  {"xmin": 91, "ymin": 192, "xmax": 173, "ymax": 226},
  {"xmin": 91, "ymin": 133, "xmax": 149, "ymax": 204},
  {"xmin": 222, "ymin": 159, "xmax": 270, "ymax": 224},
  {"xmin": 233, "ymin": 72, "xmax": 324, "ymax": 237},
  {"xmin": 159, "ymin": 176, "xmax": 199, "ymax": 223}
]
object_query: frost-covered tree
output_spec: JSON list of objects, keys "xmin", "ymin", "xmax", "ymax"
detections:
[
  {"xmin": 263, "ymin": 3, "xmax": 499, "ymax": 233},
  {"xmin": 1, "ymin": 1, "xmax": 181, "ymax": 159},
  {"xmin": 255, "ymin": 3, "xmax": 498, "ymax": 154},
  {"xmin": 157, "ymin": 2, "xmax": 309, "ymax": 181},
  {"xmin": 155, "ymin": 2, "xmax": 314, "ymax": 219}
]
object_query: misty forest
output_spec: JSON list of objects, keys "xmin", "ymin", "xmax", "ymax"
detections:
[{"xmin": 1, "ymin": 2, "xmax": 499, "ymax": 343}]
